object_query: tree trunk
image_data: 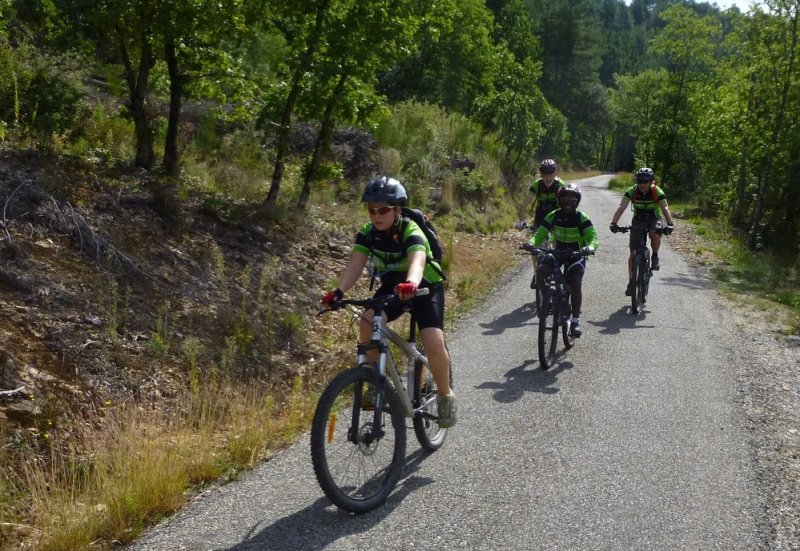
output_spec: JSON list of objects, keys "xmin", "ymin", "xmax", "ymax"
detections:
[
  {"xmin": 297, "ymin": 73, "xmax": 348, "ymax": 210},
  {"xmin": 164, "ymin": 33, "xmax": 182, "ymax": 178},
  {"xmin": 748, "ymin": 7, "xmax": 798, "ymax": 249},
  {"xmin": 119, "ymin": 30, "xmax": 154, "ymax": 170},
  {"xmin": 262, "ymin": 0, "xmax": 331, "ymax": 209}
]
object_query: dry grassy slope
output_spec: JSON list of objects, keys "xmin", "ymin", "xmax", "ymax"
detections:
[
  {"xmin": 0, "ymin": 151, "xmax": 521, "ymax": 435},
  {"xmin": 0, "ymin": 151, "xmax": 361, "ymax": 430}
]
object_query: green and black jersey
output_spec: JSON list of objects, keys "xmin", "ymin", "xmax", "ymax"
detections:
[
  {"xmin": 353, "ymin": 219, "xmax": 444, "ymax": 286},
  {"xmin": 528, "ymin": 177, "xmax": 565, "ymax": 216},
  {"xmin": 531, "ymin": 209, "xmax": 599, "ymax": 252},
  {"xmin": 624, "ymin": 184, "xmax": 666, "ymax": 219}
]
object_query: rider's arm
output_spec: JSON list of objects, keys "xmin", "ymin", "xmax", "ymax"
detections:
[
  {"xmin": 659, "ymin": 200, "xmax": 674, "ymax": 225},
  {"xmin": 530, "ymin": 221, "xmax": 550, "ymax": 247},
  {"xmin": 610, "ymin": 197, "xmax": 630, "ymax": 225},
  {"xmin": 582, "ymin": 220, "xmax": 600, "ymax": 251},
  {"xmin": 336, "ymin": 251, "xmax": 369, "ymax": 294},
  {"xmin": 404, "ymin": 249, "xmax": 427, "ymax": 286},
  {"xmin": 518, "ymin": 193, "xmax": 535, "ymax": 221}
]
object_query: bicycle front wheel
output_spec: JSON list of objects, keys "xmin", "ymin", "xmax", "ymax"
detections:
[
  {"xmin": 561, "ymin": 298, "xmax": 574, "ymax": 349},
  {"xmin": 631, "ymin": 252, "xmax": 643, "ymax": 314},
  {"xmin": 636, "ymin": 251, "xmax": 650, "ymax": 310},
  {"xmin": 310, "ymin": 366, "xmax": 406, "ymax": 513},
  {"xmin": 538, "ymin": 293, "xmax": 558, "ymax": 369},
  {"xmin": 412, "ymin": 355, "xmax": 448, "ymax": 451}
]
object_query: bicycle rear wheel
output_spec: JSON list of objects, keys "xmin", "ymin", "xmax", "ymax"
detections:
[
  {"xmin": 412, "ymin": 354, "xmax": 448, "ymax": 451},
  {"xmin": 310, "ymin": 366, "xmax": 406, "ymax": 513},
  {"xmin": 538, "ymin": 293, "xmax": 558, "ymax": 369}
]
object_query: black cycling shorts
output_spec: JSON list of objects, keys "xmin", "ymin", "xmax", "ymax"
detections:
[
  {"xmin": 536, "ymin": 251, "xmax": 586, "ymax": 279},
  {"xmin": 374, "ymin": 282, "xmax": 446, "ymax": 330},
  {"xmin": 629, "ymin": 217, "xmax": 662, "ymax": 249}
]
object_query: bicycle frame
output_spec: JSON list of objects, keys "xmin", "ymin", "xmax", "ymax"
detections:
[
  {"xmin": 354, "ymin": 308, "xmax": 433, "ymax": 420},
  {"xmin": 617, "ymin": 225, "xmax": 665, "ymax": 313}
]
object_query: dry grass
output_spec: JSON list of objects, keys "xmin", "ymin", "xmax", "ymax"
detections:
[{"xmin": 3, "ymin": 378, "xmax": 315, "ymax": 551}]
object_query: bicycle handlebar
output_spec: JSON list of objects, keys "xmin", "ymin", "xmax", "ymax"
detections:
[
  {"xmin": 612, "ymin": 225, "xmax": 669, "ymax": 234},
  {"xmin": 519, "ymin": 244, "xmax": 595, "ymax": 258},
  {"xmin": 318, "ymin": 287, "xmax": 431, "ymax": 315}
]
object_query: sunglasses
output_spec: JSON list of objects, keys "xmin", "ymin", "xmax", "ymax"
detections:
[{"xmin": 367, "ymin": 206, "xmax": 394, "ymax": 216}]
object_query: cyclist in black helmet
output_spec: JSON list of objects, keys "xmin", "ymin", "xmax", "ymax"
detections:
[
  {"xmin": 321, "ymin": 176, "xmax": 456, "ymax": 428},
  {"xmin": 516, "ymin": 159, "xmax": 566, "ymax": 289},
  {"xmin": 527, "ymin": 183, "xmax": 599, "ymax": 337},
  {"xmin": 609, "ymin": 167, "xmax": 675, "ymax": 296}
]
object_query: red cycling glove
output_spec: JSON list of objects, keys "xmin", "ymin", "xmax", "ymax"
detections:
[
  {"xmin": 394, "ymin": 281, "xmax": 418, "ymax": 300},
  {"xmin": 321, "ymin": 288, "xmax": 343, "ymax": 305}
]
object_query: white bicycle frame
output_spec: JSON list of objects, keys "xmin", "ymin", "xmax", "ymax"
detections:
[{"xmin": 352, "ymin": 307, "xmax": 436, "ymax": 418}]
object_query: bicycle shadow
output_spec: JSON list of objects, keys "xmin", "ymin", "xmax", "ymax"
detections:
[
  {"xmin": 592, "ymin": 306, "xmax": 656, "ymax": 335},
  {"xmin": 218, "ymin": 449, "xmax": 436, "ymax": 551},
  {"xmin": 475, "ymin": 355, "xmax": 575, "ymax": 403},
  {"xmin": 655, "ymin": 271, "xmax": 715, "ymax": 291},
  {"xmin": 478, "ymin": 301, "xmax": 537, "ymax": 335}
]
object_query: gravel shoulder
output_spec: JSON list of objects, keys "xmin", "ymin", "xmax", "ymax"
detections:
[{"xmin": 668, "ymin": 221, "xmax": 800, "ymax": 550}]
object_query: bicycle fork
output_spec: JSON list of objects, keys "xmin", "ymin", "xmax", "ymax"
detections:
[{"xmin": 352, "ymin": 319, "xmax": 391, "ymax": 444}]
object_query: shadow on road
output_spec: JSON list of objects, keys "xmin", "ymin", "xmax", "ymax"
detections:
[
  {"xmin": 475, "ymin": 354, "xmax": 575, "ymax": 403},
  {"xmin": 592, "ymin": 306, "xmax": 656, "ymax": 334},
  {"xmin": 219, "ymin": 449, "xmax": 436, "ymax": 551},
  {"xmin": 478, "ymin": 301, "xmax": 537, "ymax": 335}
]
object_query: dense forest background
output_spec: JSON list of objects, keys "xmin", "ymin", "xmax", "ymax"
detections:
[{"xmin": 1, "ymin": 0, "xmax": 798, "ymax": 253}]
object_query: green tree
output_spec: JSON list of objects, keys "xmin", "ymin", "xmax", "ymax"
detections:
[
  {"xmin": 528, "ymin": 0, "xmax": 608, "ymax": 166},
  {"xmin": 648, "ymin": 5, "xmax": 719, "ymax": 191},
  {"xmin": 294, "ymin": 0, "xmax": 423, "ymax": 209},
  {"xmin": 160, "ymin": 0, "xmax": 249, "ymax": 177}
]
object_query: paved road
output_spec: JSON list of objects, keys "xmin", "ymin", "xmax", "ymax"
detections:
[{"xmin": 129, "ymin": 175, "xmax": 764, "ymax": 550}]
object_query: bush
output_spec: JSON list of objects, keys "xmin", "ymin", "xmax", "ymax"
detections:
[{"xmin": 0, "ymin": 45, "xmax": 87, "ymax": 148}]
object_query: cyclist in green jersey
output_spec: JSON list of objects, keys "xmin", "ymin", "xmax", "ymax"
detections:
[
  {"xmin": 321, "ymin": 176, "xmax": 456, "ymax": 428},
  {"xmin": 516, "ymin": 159, "xmax": 566, "ymax": 289},
  {"xmin": 609, "ymin": 167, "xmax": 675, "ymax": 297},
  {"xmin": 529, "ymin": 184, "xmax": 599, "ymax": 337}
]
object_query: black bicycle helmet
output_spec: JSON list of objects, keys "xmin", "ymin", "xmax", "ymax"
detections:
[
  {"xmin": 539, "ymin": 159, "xmax": 557, "ymax": 174},
  {"xmin": 558, "ymin": 183, "xmax": 582, "ymax": 206},
  {"xmin": 635, "ymin": 167, "xmax": 655, "ymax": 183},
  {"xmin": 361, "ymin": 176, "xmax": 407, "ymax": 206}
]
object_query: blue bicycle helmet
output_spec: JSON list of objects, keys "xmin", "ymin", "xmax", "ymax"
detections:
[{"xmin": 361, "ymin": 176, "xmax": 407, "ymax": 206}]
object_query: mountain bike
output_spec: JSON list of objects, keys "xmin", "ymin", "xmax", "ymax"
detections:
[
  {"xmin": 521, "ymin": 245, "xmax": 594, "ymax": 369},
  {"xmin": 616, "ymin": 225, "xmax": 667, "ymax": 314},
  {"xmin": 310, "ymin": 288, "xmax": 449, "ymax": 513}
]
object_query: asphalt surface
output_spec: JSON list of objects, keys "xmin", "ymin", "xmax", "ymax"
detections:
[{"xmin": 128, "ymin": 175, "xmax": 764, "ymax": 550}]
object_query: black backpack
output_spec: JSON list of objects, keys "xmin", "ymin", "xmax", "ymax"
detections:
[{"xmin": 401, "ymin": 207, "xmax": 444, "ymax": 263}]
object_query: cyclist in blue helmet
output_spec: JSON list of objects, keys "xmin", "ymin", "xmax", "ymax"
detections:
[{"xmin": 321, "ymin": 176, "xmax": 456, "ymax": 427}]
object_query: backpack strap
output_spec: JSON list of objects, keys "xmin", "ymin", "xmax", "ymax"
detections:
[
  {"xmin": 366, "ymin": 222, "xmax": 446, "ymax": 284},
  {"xmin": 399, "ymin": 218, "xmax": 446, "ymax": 280}
]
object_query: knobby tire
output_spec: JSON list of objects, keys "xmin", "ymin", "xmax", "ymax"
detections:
[
  {"xmin": 631, "ymin": 252, "xmax": 643, "ymax": 314},
  {"xmin": 310, "ymin": 366, "xmax": 406, "ymax": 513},
  {"xmin": 412, "ymin": 349, "xmax": 447, "ymax": 451},
  {"xmin": 538, "ymin": 292, "xmax": 558, "ymax": 369},
  {"xmin": 561, "ymin": 297, "xmax": 575, "ymax": 349}
]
